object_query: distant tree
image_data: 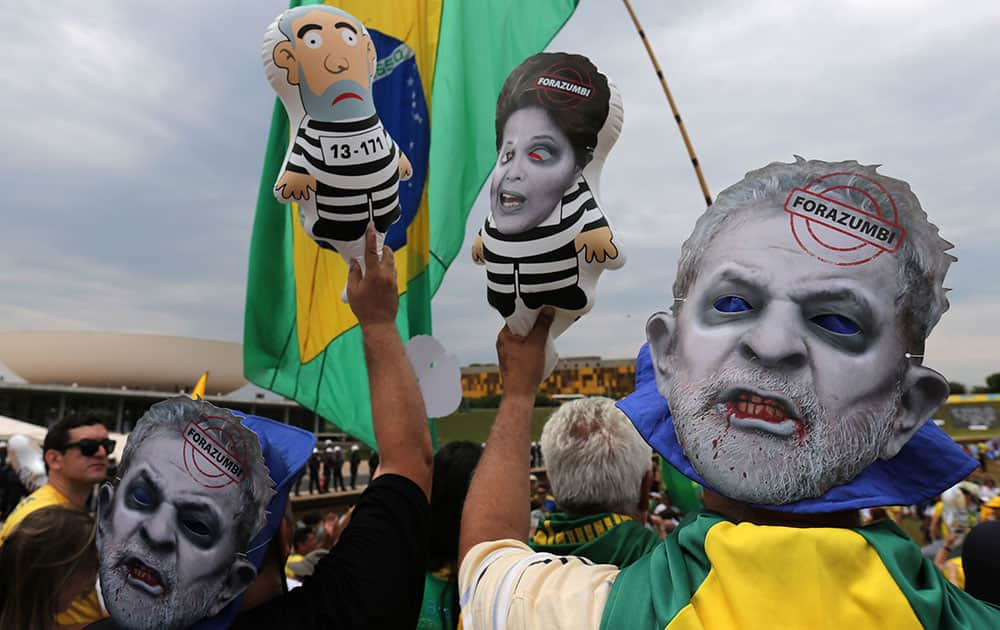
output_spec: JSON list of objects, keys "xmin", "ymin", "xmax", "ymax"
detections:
[
  {"xmin": 949, "ymin": 382, "xmax": 968, "ymax": 395},
  {"xmin": 972, "ymin": 386, "xmax": 990, "ymax": 394},
  {"xmin": 986, "ymin": 373, "xmax": 1000, "ymax": 393}
]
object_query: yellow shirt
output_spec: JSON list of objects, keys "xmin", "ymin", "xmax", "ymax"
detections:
[
  {"xmin": 943, "ymin": 557, "xmax": 966, "ymax": 590},
  {"xmin": 285, "ymin": 553, "xmax": 305, "ymax": 578},
  {"xmin": 0, "ymin": 483, "xmax": 70, "ymax": 544},
  {"xmin": 932, "ymin": 501, "xmax": 950, "ymax": 539},
  {"xmin": 0, "ymin": 483, "xmax": 106, "ymax": 625}
]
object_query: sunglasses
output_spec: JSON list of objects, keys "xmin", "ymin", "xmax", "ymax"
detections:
[{"xmin": 63, "ymin": 438, "xmax": 116, "ymax": 457}]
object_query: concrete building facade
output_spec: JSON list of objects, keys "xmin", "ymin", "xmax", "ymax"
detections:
[{"xmin": 461, "ymin": 356, "xmax": 636, "ymax": 400}]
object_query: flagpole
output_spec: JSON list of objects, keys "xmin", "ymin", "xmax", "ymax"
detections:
[{"xmin": 621, "ymin": 0, "xmax": 713, "ymax": 207}]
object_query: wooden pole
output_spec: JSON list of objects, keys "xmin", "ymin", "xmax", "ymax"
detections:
[{"xmin": 621, "ymin": 0, "xmax": 713, "ymax": 207}]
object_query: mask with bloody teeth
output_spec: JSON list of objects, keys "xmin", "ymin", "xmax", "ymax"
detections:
[
  {"xmin": 123, "ymin": 556, "xmax": 170, "ymax": 597},
  {"xmin": 96, "ymin": 397, "xmax": 275, "ymax": 630},
  {"xmin": 665, "ymin": 359, "xmax": 903, "ymax": 506},
  {"xmin": 721, "ymin": 387, "xmax": 806, "ymax": 441},
  {"xmin": 633, "ymin": 157, "xmax": 965, "ymax": 508}
]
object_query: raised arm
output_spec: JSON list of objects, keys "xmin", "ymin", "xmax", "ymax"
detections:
[
  {"xmin": 459, "ymin": 309, "xmax": 553, "ymax": 564},
  {"xmin": 346, "ymin": 225, "xmax": 433, "ymax": 499}
]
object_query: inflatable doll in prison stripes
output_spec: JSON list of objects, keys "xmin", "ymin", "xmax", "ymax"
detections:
[
  {"xmin": 263, "ymin": 5, "xmax": 412, "ymax": 275},
  {"xmin": 472, "ymin": 53, "xmax": 626, "ymax": 375}
]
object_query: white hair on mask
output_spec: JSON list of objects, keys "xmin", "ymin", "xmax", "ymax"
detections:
[
  {"xmin": 540, "ymin": 397, "xmax": 651, "ymax": 515},
  {"xmin": 673, "ymin": 157, "xmax": 954, "ymax": 352},
  {"xmin": 118, "ymin": 397, "xmax": 275, "ymax": 546},
  {"xmin": 261, "ymin": 13, "xmax": 305, "ymax": 128}
]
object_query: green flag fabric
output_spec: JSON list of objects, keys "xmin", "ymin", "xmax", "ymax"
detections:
[
  {"xmin": 530, "ymin": 511, "xmax": 661, "ymax": 568},
  {"xmin": 244, "ymin": 0, "xmax": 578, "ymax": 446},
  {"xmin": 601, "ymin": 512, "xmax": 1000, "ymax": 629},
  {"xmin": 660, "ymin": 457, "xmax": 702, "ymax": 514}
]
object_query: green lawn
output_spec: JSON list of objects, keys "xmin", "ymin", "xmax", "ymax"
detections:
[
  {"xmin": 943, "ymin": 426, "xmax": 1000, "ymax": 442},
  {"xmin": 432, "ymin": 408, "xmax": 1000, "ymax": 445},
  {"xmin": 433, "ymin": 407, "xmax": 557, "ymax": 445}
]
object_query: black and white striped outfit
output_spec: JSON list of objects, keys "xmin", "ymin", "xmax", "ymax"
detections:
[
  {"xmin": 286, "ymin": 114, "xmax": 401, "ymax": 244},
  {"xmin": 482, "ymin": 177, "xmax": 608, "ymax": 317}
]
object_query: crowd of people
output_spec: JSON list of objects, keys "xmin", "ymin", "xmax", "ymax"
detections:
[
  {"xmin": 963, "ymin": 439, "xmax": 1000, "ymax": 472},
  {"xmin": 0, "ymin": 415, "xmax": 111, "ymax": 628},
  {"xmin": 0, "ymin": 451, "xmax": 28, "ymax": 520},
  {"xmin": 297, "ymin": 442, "xmax": 375, "ymax": 495},
  {"xmin": 2, "ymin": 154, "xmax": 1000, "ymax": 629}
]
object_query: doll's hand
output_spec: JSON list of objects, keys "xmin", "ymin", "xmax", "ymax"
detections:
[
  {"xmin": 471, "ymin": 234, "xmax": 485, "ymax": 265},
  {"xmin": 275, "ymin": 170, "xmax": 317, "ymax": 201},
  {"xmin": 575, "ymin": 226, "xmax": 619, "ymax": 263},
  {"xmin": 398, "ymin": 152, "xmax": 413, "ymax": 181}
]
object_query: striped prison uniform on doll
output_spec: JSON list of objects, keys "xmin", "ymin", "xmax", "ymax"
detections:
[
  {"xmin": 482, "ymin": 177, "xmax": 606, "ymax": 317},
  {"xmin": 286, "ymin": 114, "xmax": 401, "ymax": 244}
]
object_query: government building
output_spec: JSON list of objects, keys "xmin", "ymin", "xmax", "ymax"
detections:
[
  {"xmin": 0, "ymin": 332, "xmax": 319, "ymax": 435},
  {"xmin": 2, "ymin": 332, "xmax": 994, "ymax": 438},
  {"xmin": 462, "ymin": 356, "xmax": 636, "ymax": 400}
]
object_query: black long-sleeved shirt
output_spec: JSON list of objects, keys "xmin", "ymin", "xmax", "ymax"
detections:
[{"xmin": 232, "ymin": 474, "xmax": 430, "ymax": 629}]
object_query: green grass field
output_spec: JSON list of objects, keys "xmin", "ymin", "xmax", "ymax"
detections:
[
  {"xmin": 433, "ymin": 407, "xmax": 557, "ymax": 445},
  {"xmin": 432, "ymin": 408, "xmax": 1000, "ymax": 445},
  {"xmin": 941, "ymin": 426, "xmax": 1000, "ymax": 442}
]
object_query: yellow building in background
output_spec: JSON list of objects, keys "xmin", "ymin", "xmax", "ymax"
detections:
[{"xmin": 461, "ymin": 356, "xmax": 636, "ymax": 400}]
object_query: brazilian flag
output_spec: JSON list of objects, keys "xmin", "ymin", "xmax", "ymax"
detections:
[
  {"xmin": 244, "ymin": 0, "xmax": 579, "ymax": 446},
  {"xmin": 601, "ymin": 512, "xmax": 1000, "ymax": 629}
]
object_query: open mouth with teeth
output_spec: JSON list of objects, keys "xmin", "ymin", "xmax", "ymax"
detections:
[
  {"xmin": 721, "ymin": 389, "xmax": 806, "ymax": 441},
  {"xmin": 498, "ymin": 191, "xmax": 526, "ymax": 210},
  {"xmin": 124, "ymin": 558, "xmax": 167, "ymax": 597}
]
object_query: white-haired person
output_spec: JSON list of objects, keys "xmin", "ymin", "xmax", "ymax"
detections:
[
  {"xmin": 529, "ymin": 397, "xmax": 660, "ymax": 567},
  {"xmin": 458, "ymin": 158, "xmax": 1000, "ymax": 628}
]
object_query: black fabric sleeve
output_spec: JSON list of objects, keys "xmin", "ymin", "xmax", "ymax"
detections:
[{"xmin": 231, "ymin": 474, "xmax": 430, "ymax": 629}]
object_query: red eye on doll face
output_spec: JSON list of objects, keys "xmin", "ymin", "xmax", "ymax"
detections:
[{"xmin": 490, "ymin": 106, "xmax": 580, "ymax": 235}]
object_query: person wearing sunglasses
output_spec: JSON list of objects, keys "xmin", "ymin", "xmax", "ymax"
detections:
[{"xmin": 0, "ymin": 415, "xmax": 112, "ymax": 626}]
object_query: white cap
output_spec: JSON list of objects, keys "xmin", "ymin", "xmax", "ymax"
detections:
[{"xmin": 351, "ymin": 445, "xmax": 359, "ymax": 451}]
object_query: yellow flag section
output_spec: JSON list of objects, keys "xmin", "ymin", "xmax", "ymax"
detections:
[
  {"xmin": 292, "ymin": 0, "xmax": 440, "ymax": 363},
  {"xmin": 601, "ymin": 509, "xmax": 1000, "ymax": 629},
  {"xmin": 668, "ymin": 522, "xmax": 920, "ymax": 629},
  {"xmin": 246, "ymin": 0, "xmax": 580, "ymax": 447},
  {"xmin": 190, "ymin": 371, "xmax": 209, "ymax": 400}
]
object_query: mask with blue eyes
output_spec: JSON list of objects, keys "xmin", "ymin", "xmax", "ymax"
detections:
[
  {"xmin": 712, "ymin": 296, "xmax": 861, "ymax": 335},
  {"xmin": 94, "ymin": 397, "xmax": 287, "ymax": 630},
  {"xmin": 628, "ymin": 157, "xmax": 963, "ymax": 510}
]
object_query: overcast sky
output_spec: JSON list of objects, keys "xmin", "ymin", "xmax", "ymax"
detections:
[{"xmin": 1, "ymin": 0, "xmax": 997, "ymax": 389}]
